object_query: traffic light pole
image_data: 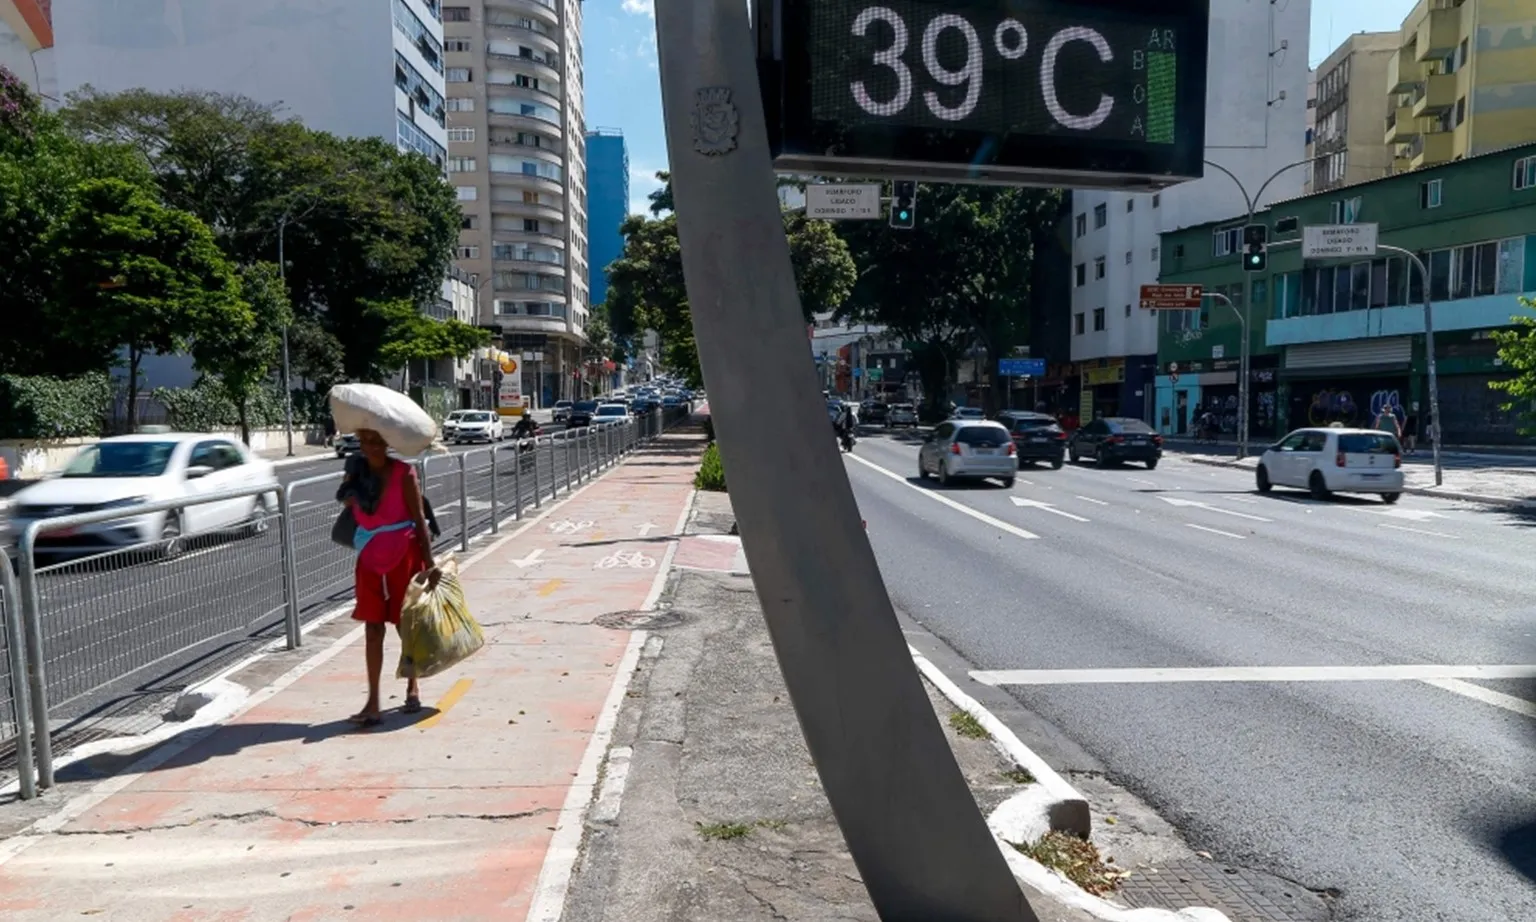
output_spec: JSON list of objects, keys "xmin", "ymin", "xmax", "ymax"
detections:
[{"xmin": 654, "ymin": 1, "xmax": 1037, "ymax": 919}]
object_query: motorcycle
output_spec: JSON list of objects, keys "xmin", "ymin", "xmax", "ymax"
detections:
[{"xmin": 839, "ymin": 429, "xmax": 856, "ymax": 453}]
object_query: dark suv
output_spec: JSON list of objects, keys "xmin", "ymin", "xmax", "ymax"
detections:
[
  {"xmin": 1068, "ymin": 417, "xmax": 1163, "ymax": 468},
  {"xmin": 996, "ymin": 411, "xmax": 1067, "ymax": 469},
  {"xmin": 859, "ymin": 399, "xmax": 888, "ymax": 425}
]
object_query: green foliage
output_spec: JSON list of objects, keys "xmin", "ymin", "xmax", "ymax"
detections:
[
  {"xmin": 606, "ymin": 172, "xmax": 856, "ymax": 388},
  {"xmin": 694, "ymin": 442, "xmax": 726, "ymax": 492},
  {"xmin": 286, "ymin": 316, "xmax": 346, "ymax": 389},
  {"xmin": 153, "ymin": 379, "xmax": 322, "ymax": 433},
  {"xmin": 1489, "ymin": 297, "xmax": 1536, "ymax": 433},
  {"xmin": 378, "ymin": 304, "xmax": 493, "ymax": 369},
  {"xmin": 190, "ymin": 261, "xmax": 292, "ymax": 442},
  {"xmin": 0, "ymin": 65, "xmax": 42, "ymax": 142},
  {"xmin": 0, "ymin": 373, "xmax": 114, "ymax": 440},
  {"xmin": 410, "ymin": 385, "xmax": 458, "ymax": 423}
]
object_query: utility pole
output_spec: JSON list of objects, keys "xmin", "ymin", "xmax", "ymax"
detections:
[{"xmin": 278, "ymin": 216, "xmax": 294, "ymax": 458}]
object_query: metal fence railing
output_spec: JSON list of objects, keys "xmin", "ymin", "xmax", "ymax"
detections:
[{"xmin": 1, "ymin": 407, "xmax": 692, "ymax": 798}]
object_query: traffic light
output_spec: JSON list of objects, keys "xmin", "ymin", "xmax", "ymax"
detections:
[
  {"xmin": 890, "ymin": 180, "xmax": 917, "ymax": 229},
  {"xmin": 1242, "ymin": 223, "xmax": 1268, "ymax": 272}
]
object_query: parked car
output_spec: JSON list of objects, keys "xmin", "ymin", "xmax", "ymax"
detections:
[
  {"xmin": 1256, "ymin": 427, "xmax": 1404, "ymax": 502},
  {"xmin": 1068, "ymin": 417, "xmax": 1163, "ymax": 468},
  {"xmin": 2, "ymin": 434, "xmax": 279, "ymax": 560},
  {"xmin": 996, "ymin": 411, "xmax": 1067, "ymax": 469},
  {"xmin": 567, "ymin": 400, "xmax": 599, "ymax": 427},
  {"xmin": 451, "ymin": 410, "xmax": 504, "ymax": 443},
  {"xmin": 917, "ymin": 420, "xmax": 1016, "ymax": 487},
  {"xmin": 442, "ymin": 409, "xmax": 476, "ymax": 441},
  {"xmin": 859, "ymin": 400, "xmax": 888, "ymax": 425},
  {"xmin": 552, "ymin": 400, "xmax": 573, "ymax": 424},
  {"xmin": 334, "ymin": 433, "xmax": 361, "ymax": 458},
  {"xmin": 886, "ymin": 403, "xmax": 918, "ymax": 428}
]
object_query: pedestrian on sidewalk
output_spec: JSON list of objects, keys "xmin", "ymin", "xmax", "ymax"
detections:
[
  {"xmin": 1374, "ymin": 405, "xmax": 1403, "ymax": 442},
  {"xmin": 337, "ymin": 429, "xmax": 441, "ymax": 726}
]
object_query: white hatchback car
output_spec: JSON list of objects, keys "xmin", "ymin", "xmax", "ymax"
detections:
[
  {"xmin": 2, "ymin": 434, "xmax": 279, "ymax": 558},
  {"xmin": 918, "ymin": 420, "xmax": 1016, "ymax": 487},
  {"xmin": 1256, "ymin": 427, "xmax": 1405, "ymax": 502},
  {"xmin": 451, "ymin": 410, "xmax": 504, "ymax": 443}
]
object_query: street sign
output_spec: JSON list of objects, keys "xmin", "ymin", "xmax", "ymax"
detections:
[
  {"xmin": 999, "ymin": 357, "xmax": 1046, "ymax": 377},
  {"xmin": 1302, "ymin": 223, "xmax": 1379, "ymax": 259},
  {"xmin": 806, "ymin": 182, "xmax": 882, "ymax": 219},
  {"xmin": 1138, "ymin": 283, "xmax": 1203, "ymax": 310},
  {"xmin": 756, "ymin": 0, "xmax": 1210, "ymax": 190}
]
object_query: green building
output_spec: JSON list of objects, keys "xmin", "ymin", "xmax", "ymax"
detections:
[{"xmin": 1153, "ymin": 142, "xmax": 1536, "ymax": 444}]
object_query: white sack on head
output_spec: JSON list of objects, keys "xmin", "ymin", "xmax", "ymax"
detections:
[{"xmin": 328, "ymin": 383, "xmax": 438, "ymax": 456}]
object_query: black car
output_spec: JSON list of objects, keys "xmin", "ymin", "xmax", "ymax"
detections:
[
  {"xmin": 1068, "ymin": 417, "xmax": 1163, "ymax": 468},
  {"xmin": 859, "ymin": 400, "xmax": 888, "ymax": 425},
  {"xmin": 996, "ymin": 411, "xmax": 1066, "ymax": 468},
  {"xmin": 567, "ymin": 400, "xmax": 599, "ymax": 427}
]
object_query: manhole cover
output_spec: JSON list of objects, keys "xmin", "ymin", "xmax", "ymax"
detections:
[
  {"xmin": 593, "ymin": 609, "xmax": 684, "ymax": 630},
  {"xmin": 1117, "ymin": 859, "xmax": 1332, "ymax": 922}
]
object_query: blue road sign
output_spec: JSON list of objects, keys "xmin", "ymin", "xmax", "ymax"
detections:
[{"xmin": 999, "ymin": 358, "xmax": 1045, "ymax": 377}]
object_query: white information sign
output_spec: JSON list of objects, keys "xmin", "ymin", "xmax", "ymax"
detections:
[
  {"xmin": 1303, "ymin": 223, "xmax": 1379, "ymax": 259},
  {"xmin": 806, "ymin": 183, "xmax": 882, "ymax": 220}
]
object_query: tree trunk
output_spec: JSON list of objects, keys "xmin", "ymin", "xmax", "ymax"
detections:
[
  {"xmin": 237, "ymin": 395, "xmax": 251, "ymax": 446},
  {"xmin": 126, "ymin": 349, "xmax": 141, "ymax": 433}
]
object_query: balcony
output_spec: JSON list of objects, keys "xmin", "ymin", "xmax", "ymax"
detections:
[
  {"xmin": 1407, "ymin": 130, "xmax": 1455, "ymax": 169},
  {"xmin": 1406, "ymin": 0, "xmax": 1461, "ymax": 62},
  {"xmin": 1386, "ymin": 47, "xmax": 1419, "ymax": 93},
  {"xmin": 488, "ymin": 110, "xmax": 563, "ymax": 139},
  {"xmin": 488, "ymin": 51, "xmax": 561, "ymax": 84},
  {"xmin": 1384, "ymin": 106, "xmax": 1421, "ymax": 144},
  {"xmin": 487, "ymin": 0, "xmax": 559, "ymax": 28},
  {"xmin": 1410, "ymin": 72, "xmax": 1456, "ymax": 117}
]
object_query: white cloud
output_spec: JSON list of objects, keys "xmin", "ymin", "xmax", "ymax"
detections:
[
  {"xmin": 621, "ymin": 0, "xmax": 654, "ymax": 17},
  {"xmin": 628, "ymin": 164, "xmax": 666, "ymax": 215}
]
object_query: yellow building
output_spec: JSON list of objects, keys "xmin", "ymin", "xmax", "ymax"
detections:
[{"xmin": 1384, "ymin": 0, "xmax": 1536, "ymax": 172}]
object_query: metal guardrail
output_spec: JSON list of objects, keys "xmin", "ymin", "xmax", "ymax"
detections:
[{"xmin": 0, "ymin": 407, "xmax": 690, "ymax": 798}]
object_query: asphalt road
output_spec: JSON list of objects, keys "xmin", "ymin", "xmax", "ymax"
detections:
[
  {"xmin": 1, "ymin": 420, "xmax": 652, "ymax": 769},
  {"xmin": 843, "ymin": 429, "xmax": 1535, "ymax": 922}
]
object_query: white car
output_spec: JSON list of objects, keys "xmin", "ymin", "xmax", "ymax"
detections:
[
  {"xmin": 451, "ymin": 411, "xmax": 504, "ymax": 443},
  {"xmin": 442, "ymin": 409, "xmax": 477, "ymax": 441},
  {"xmin": 2, "ymin": 434, "xmax": 279, "ymax": 559},
  {"xmin": 952, "ymin": 407, "xmax": 986, "ymax": 420},
  {"xmin": 917, "ymin": 420, "xmax": 1016, "ymax": 487},
  {"xmin": 593, "ymin": 402, "xmax": 632, "ymax": 423},
  {"xmin": 1256, "ymin": 427, "xmax": 1405, "ymax": 502}
]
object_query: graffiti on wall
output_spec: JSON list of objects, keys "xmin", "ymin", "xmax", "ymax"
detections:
[{"xmin": 1306, "ymin": 388, "xmax": 1405, "ymax": 427}]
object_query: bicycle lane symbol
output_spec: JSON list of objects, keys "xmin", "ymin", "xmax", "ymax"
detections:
[{"xmin": 594, "ymin": 550, "xmax": 656, "ymax": 570}]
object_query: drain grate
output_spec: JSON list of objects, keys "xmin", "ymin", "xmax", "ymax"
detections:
[
  {"xmin": 1117, "ymin": 859, "xmax": 1332, "ymax": 922},
  {"xmin": 593, "ymin": 609, "xmax": 685, "ymax": 631}
]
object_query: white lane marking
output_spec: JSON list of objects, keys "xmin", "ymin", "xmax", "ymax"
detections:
[
  {"xmin": 971, "ymin": 664, "xmax": 1536, "ymax": 686},
  {"xmin": 846, "ymin": 454, "xmax": 1040, "ymax": 540},
  {"xmin": 1073, "ymin": 495, "xmax": 1110, "ymax": 506},
  {"xmin": 1378, "ymin": 523, "xmax": 1457, "ymax": 539},
  {"xmin": 1159, "ymin": 496, "xmax": 1273, "ymax": 522},
  {"xmin": 1224, "ymin": 496, "xmax": 1259, "ymax": 505},
  {"xmin": 1420, "ymin": 678, "xmax": 1536, "ymax": 719},
  {"xmin": 1185, "ymin": 523, "xmax": 1246, "ymax": 540},
  {"xmin": 588, "ymin": 745, "xmax": 633, "ymax": 824},
  {"xmin": 1010, "ymin": 496, "xmax": 1090, "ymax": 522},
  {"xmin": 1128, "ymin": 477, "xmax": 1158, "ymax": 486},
  {"xmin": 1362, "ymin": 507, "xmax": 1446, "ymax": 522},
  {"xmin": 1015, "ymin": 478, "xmax": 1035, "ymax": 486}
]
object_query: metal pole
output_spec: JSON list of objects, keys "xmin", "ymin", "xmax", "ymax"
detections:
[
  {"xmin": 277, "ymin": 487, "xmax": 302, "ymax": 649},
  {"xmin": 279, "ymin": 220, "xmax": 295, "ymax": 459},
  {"xmin": 531, "ymin": 436, "xmax": 542, "ymax": 509},
  {"xmin": 655, "ymin": 1, "xmax": 1035, "ymax": 918},
  {"xmin": 16, "ymin": 538, "xmax": 54, "ymax": 788},
  {"xmin": 512, "ymin": 440, "xmax": 523, "ymax": 521},
  {"xmin": 1380, "ymin": 244, "xmax": 1443, "ymax": 485},
  {"xmin": 457, "ymin": 454, "xmax": 470, "ymax": 553},
  {"xmin": 1, "ymin": 558, "xmax": 36, "ymax": 800},
  {"xmin": 489, "ymin": 444, "xmax": 500, "ymax": 534}
]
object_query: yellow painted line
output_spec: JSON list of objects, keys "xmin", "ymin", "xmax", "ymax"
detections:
[
  {"xmin": 618, "ymin": 504, "xmax": 630, "ymax": 513},
  {"xmin": 589, "ymin": 532, "xmax": 606, "ymax": 541},
  {"xmin": 537, "ymin": 578, "xmax": 563, "ymax": 597},
  {"xmin": 416, "ymin": 678, "xmax": 474, "ymax": 729}
]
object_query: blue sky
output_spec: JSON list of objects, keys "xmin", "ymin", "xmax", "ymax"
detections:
[{"xmin": 583, "ymin": 0, "xmax": 1421, "ymax": 216}]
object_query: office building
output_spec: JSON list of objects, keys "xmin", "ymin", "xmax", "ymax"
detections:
[
  {"xmin": 585, "ymin": 127, "xmax": 629, "ymax": 309},
  {"xmin": 1311, "ymin": 32, "xmax": 1399, "ymax": 193},
  {"xmin": 1067, "ymin": 0, "xmax": 1313, "ymax": 423},
  {"xmin": 0, "ymin": 0, "xmax": 54, "ymax": 97},
  {"xmin": 442, "ymin": 0, "xmax": 590, "ymax": 408},
  {"xmin": 1385, "ymin": 0, "xmax": 1536, "ymax": 172}
]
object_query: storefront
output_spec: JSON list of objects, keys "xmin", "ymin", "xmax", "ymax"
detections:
[
  {"xmin": 1078, "ymin": 359, "xmax": 1126, "ymax": 423},
  {"xmin": 1277, "ymin": 337, "xmax": 1413, "ymax": 434},
  {"xmin": 1152, "ymin": 356, "xmax": 1278, "ymax": 439}
]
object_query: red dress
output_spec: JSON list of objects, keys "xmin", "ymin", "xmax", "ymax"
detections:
[{"xmin": 351, "ymin": 460, "xmax": 426, "ymax": 625}]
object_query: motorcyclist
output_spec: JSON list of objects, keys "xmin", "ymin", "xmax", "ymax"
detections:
[
  {"xmin": 830, "ymin": 400, "xmax": 855, "ymax": 451},
  {"xmin": 511, "ymin": 413, "xmax": 540, "ymax": 441}
]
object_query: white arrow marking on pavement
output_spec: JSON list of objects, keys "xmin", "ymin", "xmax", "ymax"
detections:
[
  {"xmin": 1074, "ymin": 495, "xmax": 1109, "ymax": 506},
  {"xmin": 636, "ymin": 522, "xmax": 659, "ymax": 536},
  {"xmin": 1156, "ymin": 495, "xmax": 1272, "ymax": 522},
  {"xmin": 1010, "ymin": 496, "xmax": 1090, "ymax": 522},
  {"xmin": 512, "ymin": 548, "xmax": 545, "ymax": 569}
]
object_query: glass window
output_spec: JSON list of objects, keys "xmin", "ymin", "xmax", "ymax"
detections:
[
  {"xmin": 1385, "ymin": 257, "xmax": 1407, "ymax": 307},
  {"xmin": 1368, "ymin": 259, "xmax": 1388, "ymax": 308},
  {"xmin": 1497, "ymin": 237, "xmax": 1526, "ymax": 294},
  {"xmin": 957, "ymin": 427, "xmax": 1010, "ymax": 447},
  {"xmin": 1073, "ymin": 312, "xmax": 1085, "ymax": 335},
  {"xmin": 1093, "ymin": 203, "xmax": 1107, "ymax": 228},
  {"xmin": 1428, "ymin": 249, "xmax": 1452, "ymax": 301},
  {"xmin": 1350, "ymin": 262, "xmax": 1370, "ymax": 310},
  {"xmin": 63, "ymin": 442, "xmax": 177, "ymax": 478},
  {"xmin": 1333, "ymin": 263, "xmax": 1352, "ymax": 311},
  {"xmin": 1092, "ymin": 307, "xmax": 1106, "ymax": 331},
  {"xmin": 1473, "ymin": 242, "xmax": 1498, "ymax": 297},
  {"xmin": 393, "ymin": 0, "xmax": 444, "ymax": 74},
  {"xmin": 1338, "ymin": 433, "xmax": 1400, "ymax": 454},
  {"xmin": 456, "ymin": 185, "xmax": 477, "ymax": 201},
  {"xmin": 1452, "ymin": 245, "xmax": 1475, "ymax": 299},
  {"xmin": 1251, "ymin": 277, "xmax": 1268, "ymax": 311},
  {"xmin": 1094, "ymin": 257, "xmax": 1105, "ymax": 279},
  {"xmin": 1515, "ymin": 156, "xmax": 1536, "ymax": 191}
]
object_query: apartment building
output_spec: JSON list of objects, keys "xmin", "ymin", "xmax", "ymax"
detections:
[
  {"xmin": 0, "ymin": 0, "xmax": 53, "ymax": 97},
  {"xmin": 442, "ymin": 0, "xmax": 589, "ymax": 408},
  {"xmin": 1311, "ymin": 32, "xmax": 1399, "ymax": 193},
  {"xmin": 1385, "ymin": 0, "xmax": 1536, "ymax": 172},
  {"xmin": 585, "ymin": 127, "xmax": 629, "ymax": 309},
  {"xmin": 1067, "ymin": 0, "xmax": 1312, "ymax": 424}
]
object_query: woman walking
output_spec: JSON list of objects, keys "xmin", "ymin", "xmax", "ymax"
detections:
[{"xmin": 338, "ymin": 428, "xmax": 440, "ymax": 726}]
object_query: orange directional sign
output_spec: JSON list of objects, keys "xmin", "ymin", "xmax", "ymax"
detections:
[{"xmin": 1139, "ymin": 284, "xmax": 1204, "ymax": 310}]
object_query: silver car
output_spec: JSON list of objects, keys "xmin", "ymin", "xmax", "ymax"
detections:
[{"xmin": 917, "ymin": 420, "xmax": 1016, "ymax": 487}]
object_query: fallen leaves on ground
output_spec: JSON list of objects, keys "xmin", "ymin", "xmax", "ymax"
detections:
[{"xmin": 1013, "ymin": 831, "xmax": 1133, "ymax": 896}]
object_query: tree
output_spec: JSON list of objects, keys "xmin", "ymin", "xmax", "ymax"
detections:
[
  {"xmin": 375, "ymin": 299, "xmax": 493, "ymax": 376},
  {"xmin": 834, "ymin": 184, "xmax": 1064, "ymax": 415},
  {"xmin": 286, "ymin": 315, "xmax": 347, "ymax": 389},
  {"xmin": 606, "ymin": 172, "xmax": 856, "ymax": 387},
  {"xmin": 1489, "ymin": 297, "xmax": 1536, "ymax": 433},
  {"xmin": 191, "ymin": 262, "xmax": 292, "ymax": 444},
  {"xmin": 49, "ymin": 178, "xmax": 244, "ymax": 429}
]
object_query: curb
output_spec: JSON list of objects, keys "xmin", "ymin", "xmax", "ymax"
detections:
[
  {"xmin": 1178, "ymin": 455, "xmax": 1535, "ymax": 508},
  {"xmin": 909, "ymin": 645, "xmax": 1232, "ymax": 922}
]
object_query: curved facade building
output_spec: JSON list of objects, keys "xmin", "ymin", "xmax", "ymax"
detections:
[{"xmin": 444, "ymin": 0, "xmax": 589, "ymax": 407}]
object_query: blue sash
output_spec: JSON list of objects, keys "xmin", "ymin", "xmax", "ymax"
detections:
[{"xmin": 353, "ymin": 519, "xmax": 413, "ymax": 554}]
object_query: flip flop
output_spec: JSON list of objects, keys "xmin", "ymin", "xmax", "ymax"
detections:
[{"xmin": 401, "ymin": 696, "xmax": 423, "ymax": 715}]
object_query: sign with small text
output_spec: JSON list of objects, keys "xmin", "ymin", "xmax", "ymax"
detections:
[
  {"xmin": 1138, "ymin": 283, "xmax": 1202, "ymax": 310},
  {"xmin": 1302, "ymin": 223, "xmax": 1379, "ymax": 259},
  {"xmin": 999, "ymin": 357, "xmax": 1046, "ymax": 377},
  {"xmin": 806, "ymin": 183, "xmax": 883, "ymax": 219}
]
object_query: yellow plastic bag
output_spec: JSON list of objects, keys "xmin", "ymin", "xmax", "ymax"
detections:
[{"xmin": 396, "ymin": 558, "xmax": 485, "ymax": 679}]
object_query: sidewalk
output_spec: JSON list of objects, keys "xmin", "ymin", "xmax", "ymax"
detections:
[{"xmin": 0, "ymin": 428, "xmax": 705, "ymax": 920}]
